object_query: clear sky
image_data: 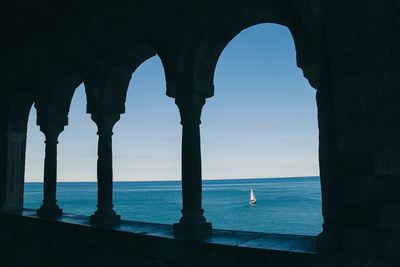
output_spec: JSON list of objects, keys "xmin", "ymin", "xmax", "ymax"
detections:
[{"xmin": 25, "ymin": 23, "xmax": 319, "ymax": 182}]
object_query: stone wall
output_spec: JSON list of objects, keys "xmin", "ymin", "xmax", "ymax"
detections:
[
  {"xmin": 315, "ymin": 0, "xmax": 400, "ymax": 253},
  {"xmin": 327, "ymin": 0, "xmax": 400, "ymax": 150},
  {"xmin": 340, "ymin": 175, "xmax": 400, "ymax": 255}
]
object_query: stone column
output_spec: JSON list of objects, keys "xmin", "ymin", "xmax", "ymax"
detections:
[
  {"xmin": 37, "ymin": 125, "xmax": 64, "ymax": 217},
  {"xmin": 173, "ymin": 93, "xmax": 212, "ymax": 237},
  {"xmin": 90, "ymin": 111, "xmax": 121, "ymax": 225},
  {"xmin": 315, "ymin": 87, "xmax": 341, "ymax": 251},
  {"xmin": 2, "ymin": 132, "xmax": 27, "ymax": 211}
]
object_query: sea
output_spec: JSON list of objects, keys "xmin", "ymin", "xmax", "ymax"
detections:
[{"xmin": 24, "ymin": 176, "xmax": 323, "ymax": 236}]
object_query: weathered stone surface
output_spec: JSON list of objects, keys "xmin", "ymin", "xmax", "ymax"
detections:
[
  {"xmin": 342, "ymin": 229, "xmax": 379, "ymax": 253},
  {"xmin": 341, "ymin": 204, "xmax": 378, "ymax": 229},
  {"xmin": 374, "ymin": 149, "xmax": 400, "ymax": 175},
  {"xmin": 341, "ymin": 176, "xmax": 374, "ymax": 204},
  {"xmin": 373, "ymin": 176, "xmax": 400, "ymax": 204},
  {"xmin": 326, "ymin": 0, "xmax": 400, "ymax": 150},
  {"xmin": 378, "ymin": 206, "xmax": 400, "ymax": 232}
]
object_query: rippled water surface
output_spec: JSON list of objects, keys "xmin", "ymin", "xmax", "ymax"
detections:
[{"xmin": 24, "ymin": 177, "xmax": 322, "ymax": 235}]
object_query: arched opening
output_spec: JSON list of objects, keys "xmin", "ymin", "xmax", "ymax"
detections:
[
  {"xmin": 53, "ymin": 84, "xmax": 98, "ymax": 214},
  {"xmin": 22, "ymin": 56, "xmax": 184, "ymax": 223},
  {"xmin": 17, "ymin": 23, "xmax": 321, "ymax": 236},
  {"xmin": 23, "ymin": 105, "xmax": 43, "ymax": 209},
  {"xmin": 112, "ymin": 55, "xmax": 182, "ymax": 224},
  {"xmin": 24, "ymin": 84, "xmax": 98, "ymax": 215},
  {"xmin": 201, "ymin": 23, "xmax": 322, "ymax": 235}
]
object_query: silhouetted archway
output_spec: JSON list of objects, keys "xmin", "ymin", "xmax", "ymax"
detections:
[
  {"xmin": 201, "ymin": 23, "xmax": 322, "ymax": 235},
  {"xmin": 112, "ymin": 55, "xmax": 183, "ymax": 224}
]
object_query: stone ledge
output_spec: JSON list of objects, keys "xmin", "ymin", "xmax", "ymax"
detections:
[
  {"xmin": 4, "ymin": 209, "xmax": 317, "ymax": 254},
  {"xmin": 0, "ymin": 209, "xmax": 395, "ymax": 266}
]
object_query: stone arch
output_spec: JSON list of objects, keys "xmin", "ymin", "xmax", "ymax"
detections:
[
  {"xmin": 112, "ymin": 54, "xmax": 177, "ymax": 183},
  {"xmin": 191, "ymin": 7, "xmax": 325, "ymax": 97},
  {"xmin": 2, "ymin": 70, "xmax": 83, "ymax": 212},
  {"xmin": 35, "ymin": 72, "xmax": 82, "ymax": 128},
  {"xmin": 2, "ymin": 72, "xmax": 84, "ymax": 213},
  {"xmin": 190, "ymin": 7, "xmax": 338, "ymax": 248},
  {"xmin": 139, "ymin": 25, "xmax": 178, "ymax": 99},
  {"xmin": 7, "ymin": 91, "xmax": 35, "ymax": 133},
  {"xmin": 199, "ymin": 22, "xmax": 322, "ymax": 232},
  {"xmin": 80, "ymin": 44, "xmax": 156, "ymax": 116}
]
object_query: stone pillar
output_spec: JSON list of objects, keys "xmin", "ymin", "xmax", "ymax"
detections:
[
  {"xmin": 37, "ymin": 125, "xmax": 64, "ymax": 217},
  {"xmin": 90, "ymin": 111, "xmax": 121, "ymax": 225},
  {"xmin": 315, "ymin": 87, "xmax": 341, "ymax": 251},
  {"xmin": 173, "ymin": 93, "xmax": 212, "ymax": 237},
  {"xmin": 2, "ymin": 132, "xmax": 27, "ymax": 211}
]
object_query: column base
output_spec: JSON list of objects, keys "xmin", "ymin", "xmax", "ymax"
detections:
[
  {"xmin": 90, "ymin": 209, "xmax": 121, "ymax": 226},
  {"xmin": 173, "ymin": 222, "xmax": 212, "ymax": 238},
  {"xmin": 37, "ymin": 204, "xmax": 63, "ymax": 218}
]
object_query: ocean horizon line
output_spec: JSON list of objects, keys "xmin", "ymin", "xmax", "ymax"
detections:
[{"xmin": 25, "ymin": 176, "xmax": 320, "ymax": 183}]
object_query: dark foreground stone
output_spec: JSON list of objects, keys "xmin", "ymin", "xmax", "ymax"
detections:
[{"xmin": 0, "ymin": 210, "xmax": 395, "ymax": 267}]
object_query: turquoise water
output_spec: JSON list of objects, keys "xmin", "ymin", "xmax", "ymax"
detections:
[{"xmin": 24, "ymin": 177, "xmax": 323, "ymax": 236}]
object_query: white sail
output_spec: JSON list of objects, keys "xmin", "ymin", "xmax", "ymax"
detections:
[{"xmin": 249, "ymin": 188, "xmax": 256, "ymax": 204}]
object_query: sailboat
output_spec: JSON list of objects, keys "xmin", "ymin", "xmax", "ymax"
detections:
[{"xmin": 249, "ymin": 188, "xmax": 256, "ymax": 205}]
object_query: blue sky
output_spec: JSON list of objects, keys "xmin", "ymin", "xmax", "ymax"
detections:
[{"xmin": 25, "ymin": 23, "xmax": 319, "ymax": 182}]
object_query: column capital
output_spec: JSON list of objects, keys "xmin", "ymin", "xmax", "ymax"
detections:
[
  {"xmin": 175, "ymin": 93, "xmax": 206, "ymax": 126},
  {"xmin": 91, "ymin": 110, "xmax": 121, "ymax": 135},
  {"xmin": 39, "ymin": 124, "xmax": 65, "ymax": 143}
]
